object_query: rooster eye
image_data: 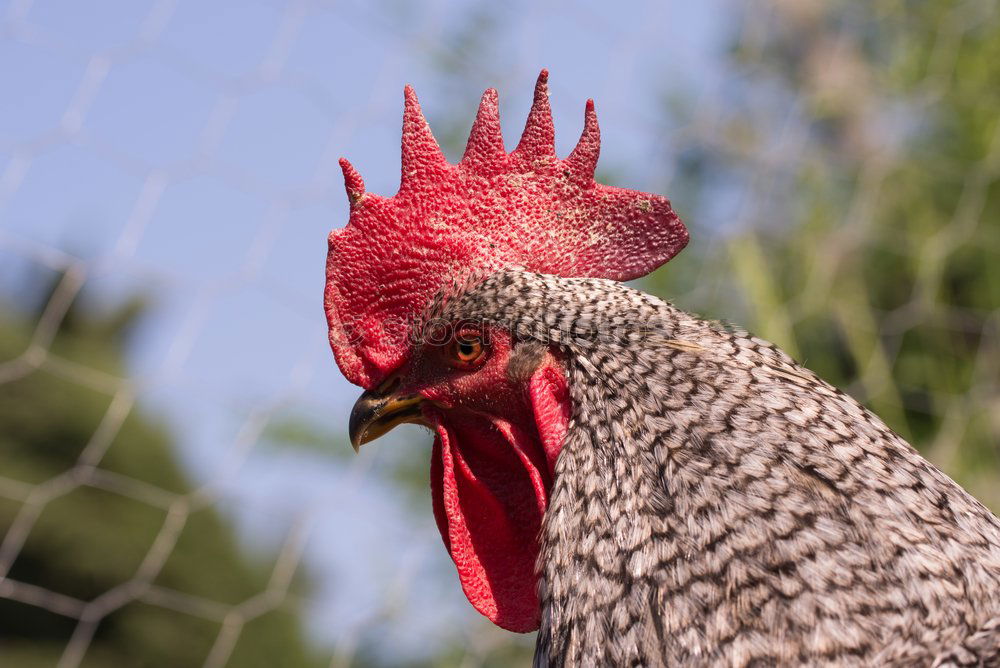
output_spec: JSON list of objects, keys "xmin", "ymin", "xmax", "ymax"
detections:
[{"xmin": 450, "ymin": 334, "xmax": 485, "ymax": 368}]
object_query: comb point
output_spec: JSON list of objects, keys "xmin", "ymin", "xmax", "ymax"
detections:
[
  {"xmin": 514, "ymin": 69, "xmax": 555, "ymax": 160},
  {"xmin": 566, "ymin": 98, "xmax": 600, "ymax": 177},
  {"xmin": 339, "ymin": 157, "xmax": 366, "ymax": 206},
  {"xmin": 401, "ymin": 84, "xmax": 447, "ymax": 187},
  {"xmin": 462, "ymin": 87, "xmax": 505, "ymax": 168}
]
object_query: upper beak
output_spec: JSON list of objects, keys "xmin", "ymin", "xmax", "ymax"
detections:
[{"xmin": 348, "ymin": 379, "xmax": 426, "ymax": 452}]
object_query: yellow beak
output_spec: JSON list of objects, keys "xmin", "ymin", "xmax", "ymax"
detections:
[{"xmin": 348, "ymin": 380, "xmax": 426, "ymax": 452}]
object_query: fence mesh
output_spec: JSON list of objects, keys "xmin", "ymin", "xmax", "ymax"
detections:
[{"xmin": 1, "ymin": 0, "xmax": 998, "ymax": 666}]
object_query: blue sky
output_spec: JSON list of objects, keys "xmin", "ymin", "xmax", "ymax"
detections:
[{"xmin": 0, "ymin": 0, "xmax": 731, "ymax": 656}]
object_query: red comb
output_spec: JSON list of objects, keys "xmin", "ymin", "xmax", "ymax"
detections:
[{"xmin": 325, "ymin": 70, "xmax": 688, "ymax": 388}]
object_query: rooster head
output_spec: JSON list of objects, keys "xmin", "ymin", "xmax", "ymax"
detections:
[{"xmin": 324, "ymin": 70, "xmax": 687, "ymax": 632}]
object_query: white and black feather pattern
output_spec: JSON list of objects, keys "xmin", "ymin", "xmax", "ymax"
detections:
[{"xmin": 439, "ymin": 270, "xmax": 1000, "ymax": 667}]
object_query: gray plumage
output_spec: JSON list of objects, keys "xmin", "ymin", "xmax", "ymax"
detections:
[{"xmin": 436, "ymin": 270, "xmax": 1000, "ymax": 667}]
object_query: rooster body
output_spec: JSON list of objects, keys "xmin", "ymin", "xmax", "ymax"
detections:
[
  {"xmin": 445, "ymin": 271, "xmax": 1000, "ymax": 665},
  {"xmin": 325, "ymin": 72, "xmax": 1000, "ymax": 666}
]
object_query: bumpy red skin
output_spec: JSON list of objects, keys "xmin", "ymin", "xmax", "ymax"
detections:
[
  {"xmin": 325, "ymin": 70, "xmax": 687, "ymax": 389},
  {"xmin": 324, "ymin": 70, "xmax": 687, "ymax": 632},
  {"xmin": 396, "ymin": 328, "xmax": 568, "ymax": 630}
]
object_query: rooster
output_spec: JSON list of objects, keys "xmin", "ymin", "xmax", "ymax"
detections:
[{"xmin": 324, "ymin": 71, "xmax": 1000, "ymax": 666}]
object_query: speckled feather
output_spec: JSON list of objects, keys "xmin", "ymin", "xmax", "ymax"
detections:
[{"xmin": 436, "ymin": 270, "xmax": 1000, "ymax": 667}]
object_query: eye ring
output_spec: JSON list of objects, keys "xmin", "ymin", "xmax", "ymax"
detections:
[{"xmin": 449, "ymin": 332, "xmax": 486, "ymax": 368}]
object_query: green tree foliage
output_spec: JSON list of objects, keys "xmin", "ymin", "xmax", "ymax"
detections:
[{"xmin": 0, "ymin": 281, "xmax": 323, "ymax": 667}]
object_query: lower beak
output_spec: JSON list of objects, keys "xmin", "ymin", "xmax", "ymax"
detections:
[{"xmin": 348, "ymin": 382, "xmax": 426, "ymax": 452}]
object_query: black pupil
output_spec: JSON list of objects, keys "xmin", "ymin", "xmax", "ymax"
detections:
[{"xmin": 458, "ymin": 339, "xmax": 477, "ymax": 358}]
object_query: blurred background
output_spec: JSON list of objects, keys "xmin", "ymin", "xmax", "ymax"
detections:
[{"xmin": 1, "ymin": 0, "xmax": 998, "ymax": 665}]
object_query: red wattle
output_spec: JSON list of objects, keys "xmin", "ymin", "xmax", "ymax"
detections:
[{"xmin": 427, "ymin": 366, "xmax": 571, "ymax": 632}]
